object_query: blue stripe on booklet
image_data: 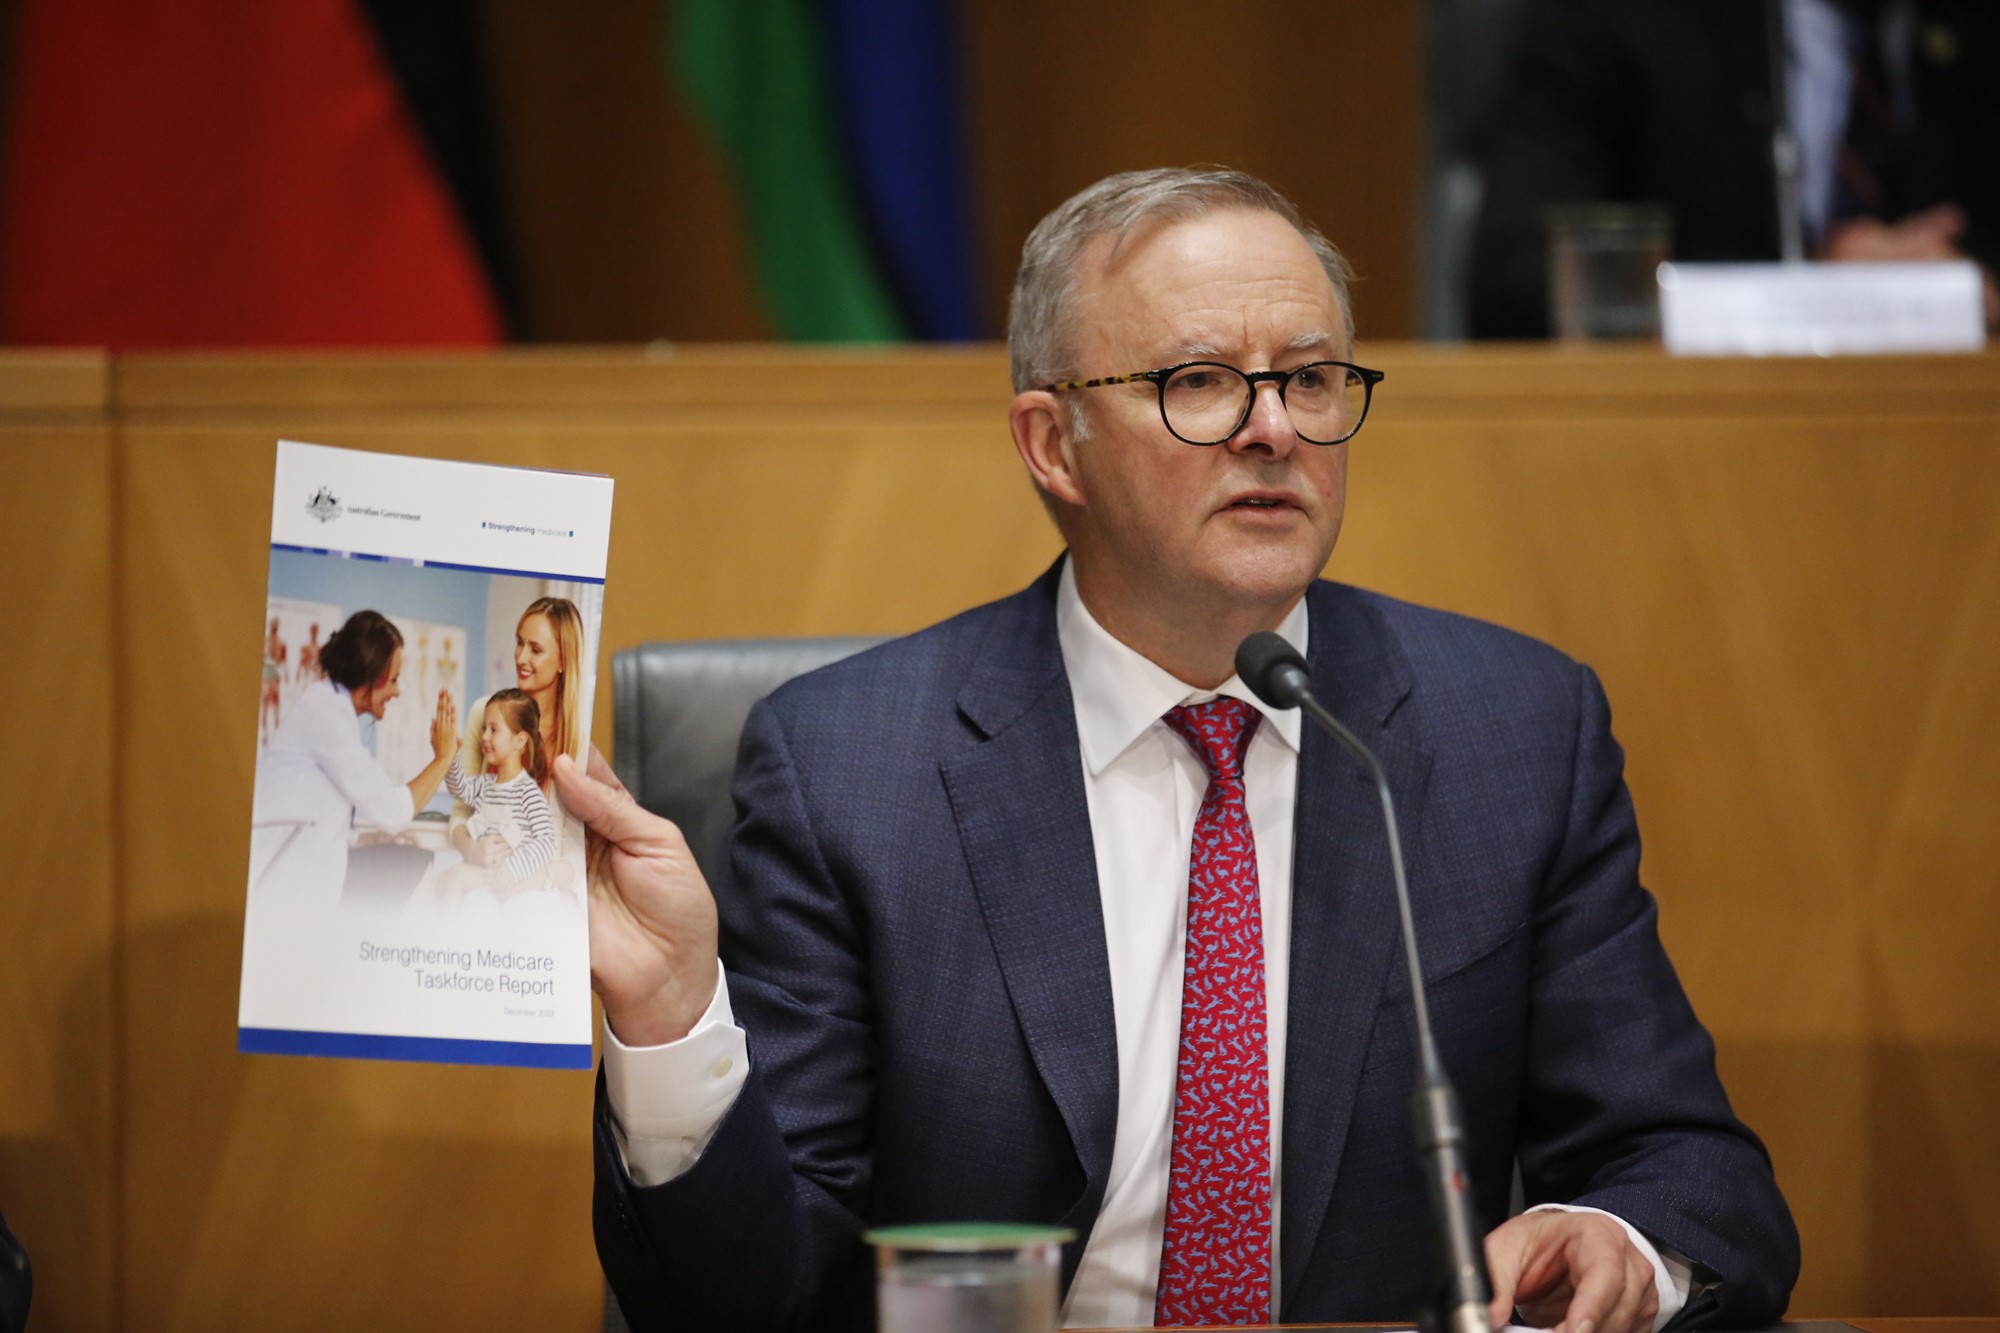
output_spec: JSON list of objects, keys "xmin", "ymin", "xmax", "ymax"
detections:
[{"xmin": 239, "ymin": 1026, "xmax": 593, "ymax": 1070}]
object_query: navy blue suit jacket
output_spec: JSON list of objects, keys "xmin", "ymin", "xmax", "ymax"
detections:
[{"xmin": 594, "ymin": 564, "xmax": 1799, "ymax": 1330}]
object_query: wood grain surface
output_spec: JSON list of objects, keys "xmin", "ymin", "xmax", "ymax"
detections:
[
  {"xmin": 4, "ymin": 344, "xmax": 1995, "ymax": 1328},
  {"xmin": 0, "ymin": 353, "xmax": 118, "ymax": 1330}
]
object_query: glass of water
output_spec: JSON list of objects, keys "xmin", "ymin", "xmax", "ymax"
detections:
[
  {"xmin": 1545, "ymin": 202, "xmax": 1673, "ymax": 340},
  {"xmin": 867, "ymin": 1223, "xmax": 1073, "ymax": 1333}
]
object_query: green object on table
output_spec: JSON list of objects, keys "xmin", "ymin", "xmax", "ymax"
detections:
[{"xmin": 865, "ymin": 1222, "xmax": 1075, "ymax": 1251}]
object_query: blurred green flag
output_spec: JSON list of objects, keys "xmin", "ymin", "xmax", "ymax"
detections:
[{"xmin": 671, "ymin": 0, "xmax": 907, "ymax": 341}]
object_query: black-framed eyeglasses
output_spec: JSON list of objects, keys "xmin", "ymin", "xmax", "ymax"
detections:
[{"xmin": 1040, "ymin": 360, "xmax": 1385, "ymax": 446}]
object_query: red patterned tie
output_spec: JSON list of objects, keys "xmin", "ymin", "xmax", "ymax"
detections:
[{"xmin": 1155, "ymin": 697, "xmax": 1272, "ymax": 1327}]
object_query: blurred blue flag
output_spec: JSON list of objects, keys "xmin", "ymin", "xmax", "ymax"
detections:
[{"xmin": 823, "ymin": 0, "xmax": 981, "ymax": 340}]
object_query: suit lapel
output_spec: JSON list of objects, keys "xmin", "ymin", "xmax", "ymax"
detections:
[
  {"xmin": 939, "ymin": 567, "xmax": 1120, "ymax": 1241},
  {"xmin": 1280, "ymin": 584, "xmax": 1433, "ymax": 1312}
]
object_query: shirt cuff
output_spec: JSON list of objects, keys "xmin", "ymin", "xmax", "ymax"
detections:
[
  {"xmin": 1524, "ymin": 1204, "xmax": 1691, "ymax": 1333},
  {"xmin": 600, "ymin": 963, "xmax": 749, "ymax": 1187}
]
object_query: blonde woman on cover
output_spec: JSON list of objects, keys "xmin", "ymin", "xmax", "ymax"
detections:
[{"xmin": 452, "ymin": 597, "xmax": 586, "ymax": 901}]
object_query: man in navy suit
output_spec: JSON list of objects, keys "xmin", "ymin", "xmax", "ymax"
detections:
[{"xmin": 559, "ymin": 169, "xmax": 1799, "ymax": 1331}]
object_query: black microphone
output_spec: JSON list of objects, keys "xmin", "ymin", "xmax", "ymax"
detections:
[{"xmin": 1236, "ymin": 631, "xmax": 1492, "ymax": 1333}]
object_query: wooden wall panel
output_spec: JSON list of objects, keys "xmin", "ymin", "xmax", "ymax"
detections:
[
  {"xmin": 40, "ymin": 343, "xmax": 2000, "ymax": 1325},
  {"xmin": 110, "ymin": 352, "xmax": 1059, "ymax": 1330},
  {"xmin": 1334, "ymin": 354, "xmax": 2000, "ymax": 1312},
  {"xmin": 478, "ymin": 0, "xmax": 770, "ymax": 342},
  {"xmin": 115, "ymin": 430, "xmax": 603, "ymax": 1332},
  {"xmin": 0, "ymin": 353, "xmax": 117, "ymax": 1330},
  {"xmin": 961, "ymin": 0, "xmax": 1425, "ymax": 339}
]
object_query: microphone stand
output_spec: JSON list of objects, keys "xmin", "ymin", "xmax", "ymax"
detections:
[{"xmin": 1236, "ymin": 635, "xmax": 1491, "ymax": 1333}]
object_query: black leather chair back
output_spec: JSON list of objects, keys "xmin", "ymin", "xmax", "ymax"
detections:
[
  {"xmin": 610, "ymin": 637, "xmax": 885, "ymax": 889},
  {"xmin": 603, "ymin": 636, "xmax": 882, "ymax": 1333}
]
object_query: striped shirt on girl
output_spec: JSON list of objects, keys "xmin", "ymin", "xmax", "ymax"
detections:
[{"xmin": 444, "ymin": 758, "xmax": 557, "ymax": 882}]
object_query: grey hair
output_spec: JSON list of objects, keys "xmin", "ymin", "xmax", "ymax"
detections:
[{"xmin": 1006, "ymin": 167, "xmax": 1357, "ymax": 395}]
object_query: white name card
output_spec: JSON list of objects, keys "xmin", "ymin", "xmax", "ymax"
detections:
[{"xmin": 1658, "ymin": 261, "xmax": 1985, "ymax": 356}]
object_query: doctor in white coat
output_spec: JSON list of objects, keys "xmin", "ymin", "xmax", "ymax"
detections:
[{"xmin": 251, "ymin": 609, "xmax": 457, "ymax": 909}]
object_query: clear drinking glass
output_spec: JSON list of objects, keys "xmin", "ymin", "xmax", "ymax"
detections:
[
  {"xmin": 867, "ymin": 1223, "xmax": 1073, "ymax": 1333},
  {"xmin": 1545, "ymin": 203, "xmax": 1672, "ymax": 340}
]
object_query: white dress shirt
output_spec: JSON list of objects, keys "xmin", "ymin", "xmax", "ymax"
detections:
[
  {"xmin": 601, "ymin": 564, "xmax": 1688, "ymax": 1329},
  {"xmin": 1785, "ymin": 0, "xmax": 1918, "ymax": 243},
  {"xmin": 1052, "ymin": 562, "xmax": 1304, "ymax": 1326}
]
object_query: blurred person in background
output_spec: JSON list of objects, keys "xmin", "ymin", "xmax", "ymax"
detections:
[{"xmin": 1468, "ymin": 0, "xmax": 1999, "ymax": 337}]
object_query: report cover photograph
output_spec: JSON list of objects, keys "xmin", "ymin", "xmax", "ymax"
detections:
[{"xmin": 239, "ymin": 440, "xmax": 613, "ymax": 1070}]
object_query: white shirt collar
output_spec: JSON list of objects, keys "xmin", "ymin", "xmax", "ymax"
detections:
[{"xmin": 1055, "ymin": 557, "xmax": 1309, "ymax": 777}]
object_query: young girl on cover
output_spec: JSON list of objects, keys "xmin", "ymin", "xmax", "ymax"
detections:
[{"xmin": 438, "ymin": 689, "xmax": 558, "ymax": 908}]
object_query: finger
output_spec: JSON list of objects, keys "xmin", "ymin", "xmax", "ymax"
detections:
[
  {"xmin": 1517, "ymin": 1276, "xmax": 1576, "ymax": 1327},
  {"xmin": 585, "ymin": 743, "xmax": 630, "ymax": 796},
  {"xmin": 553, "ymin": 752, "xmax": 670, "ymax": 848},
  {"xmin": 1508, "ymin": 1220, "xmax": 1576, "ymax": 1315},
  {"xmin": 1596, "ymin": 1255, "xmax": 1646, "ymax": 1333},
  {"xmin": 1905, "ymin": 201, "xmax": 1966, "ymax": 238},
  {"xmin": 1626, "ymin": 1253, "xmax": 1660, "ymax": 1333},
  {"xmin": 1556, "ymin": 1236, "xmax": 1622, "ymax": 1333},
  {"xmin": 1484, "ymin": 1221, "xmax": 1529, "ymax": 1328}
]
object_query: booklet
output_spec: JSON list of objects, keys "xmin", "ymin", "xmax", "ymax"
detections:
[{"xmin": 239, "ymin": 440, "xmax": 613, "ymax": 1069}]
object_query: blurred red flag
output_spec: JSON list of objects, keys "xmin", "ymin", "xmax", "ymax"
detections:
[{"xmin": 0, "ymin": 0, "xmax": 502, "ymax": 347}]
